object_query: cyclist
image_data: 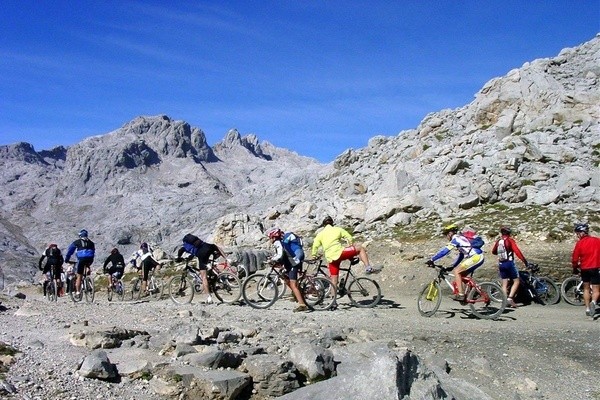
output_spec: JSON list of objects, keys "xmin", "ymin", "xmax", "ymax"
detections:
[
  {"xmin": 103, "ymin": 248, "xmax": 125, "ymax": 291},
  {"xmin": 491, "ymin": 226, "xmax": 529, "ymax": 308},
  {"xmin": 571, "ymin": 223, "xmax": 600, "ymax": 317},
  {"xmin": 130, "ymin": 242, "xmax": 161, "ymax": 296},
  {"xmin": 64, "ymin": 229, "xmax": 95, "ymax": 297},
  {"xmin": 267, "ymin": 228, "xmax": 308, "ymax": 312},
  {"xmin": 38, "ymin": 244, "xmax": 64, "ymax": 297},
  {"xmin": 176, "ymin": 234, "xmax": 227, "ymax": 304},
  {"xmin": 426, "ymin": 224, "xmax": 484, "ymax": 300},
  {"xmin": 310, "ymin": 216, "xmax": 375, "ymax": 305}
]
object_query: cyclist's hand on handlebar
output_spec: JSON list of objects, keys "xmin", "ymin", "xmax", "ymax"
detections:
[
  {"xmin": 443, "ymin": 266, "xmax": 454, "ymax": 272},
  {"xmin": 572, "ymin": 267, "xmax": 580, "ymax": 275},
  {"xmin": 425, "ymin": 260, "xmax": 435, "ymax": 268}
]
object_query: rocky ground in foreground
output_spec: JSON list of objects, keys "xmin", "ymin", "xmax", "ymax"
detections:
[{"xmin": 0, "ymin": 240, "xmax": 598, "ymax": 400}]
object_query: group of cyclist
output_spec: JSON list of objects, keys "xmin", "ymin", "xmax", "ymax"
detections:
[{"xmin": 38, "ymin": 218, "xmax": 599, "ymax": 318}]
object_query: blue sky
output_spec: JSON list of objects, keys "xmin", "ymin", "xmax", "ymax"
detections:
[{"xmin": 1, "ymin": 1, "xmax": 598, "ymax": 162}]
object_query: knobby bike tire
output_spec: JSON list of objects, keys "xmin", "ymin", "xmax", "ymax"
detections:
[
  {"xmin": 347, "ymin": 277, "xmax": 381, "ymax": 308},
  {"xmin": 535, "ymin": 276, "xmax": 560, "ymax": 305},
  {"xmin": 107, "ymin": 285, "xmax": 113, "ymax": 302},
  {"xmin": 212, "ymin": 271, "xmax": 242, "ymax": 304},
  {"xmin": 468, "ymin": 281, "xmax": 506, "ymax": 320},
  {"xmin": 130, "ymin": 278, "xmax": 142, "ymax": 301},
  {"xmin": 560, "ymin": 276, "xmax": 584, "ymax": 306},
  {"xmin": 417, "ymin": 280, "xmax": 442, "ymax": 317},
  {"xmin": 169, "ymin": 275, "xmax": 194, "ymax": 305},
  {"xmin": 242, "ymin": 273, "xmax": 279, "ymax": 309},
  {"xmin": 116, "ymin": 281, "xmax": 125, "ymax": 301},
  {"xmin": 300, "ymin": 276, "xmax": 337, "ymax": 311},
  {"xmin": 47, "ymin": 281, "xmax": 58, "ymax": 302},
  {"xmin": 150, "ymin": 276, "xmax": 164, "ymax": 299},
  {"xmin": 84, "ymin": 277, "xmax": 95, "ymax": 303},
  {"xmin": 69, "ymin": 279, "xmax": 82, "ymax": 303}
]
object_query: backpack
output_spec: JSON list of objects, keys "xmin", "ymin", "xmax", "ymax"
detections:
[
  {"xmin": 282, "ymin": 232, "xmax": 303, "ymax": 247},
  {"xmin": 183, "ymin": 233, "xmax": 203, "ymax": 248},
  {"xmin": 496, "ymin": 238, "xmax": 509, "ymax": 261},
  {"xmin": 47, "ymin": 247, "xmax": 61, "ymax": 258},
  {"xmin": 461, "ymin": 230, "xmax": 485, "ymax": 249}
]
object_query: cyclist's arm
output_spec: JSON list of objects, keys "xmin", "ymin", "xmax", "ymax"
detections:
[
  {"xmin": 38, "ymin": 254, "xmax": 45, "ymax": 270},
  {"xmin": 271, "ymin": 241, "xmax": 285, "ymax": 262},
  {"xmin": 508, "ymin": 237, "xmax": 527, "ymax": 264},
  {"xmin": 431, "ymin": 244, "xmax": 453, "ymax": 262},
  {"xmin": 64, "ymin": 242, "xmax": 76, "ymax": 263}
]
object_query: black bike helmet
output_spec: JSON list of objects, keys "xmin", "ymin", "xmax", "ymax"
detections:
[
  {"xmin": 322, "ymin": 216, "xmax": 334, "ymax": 227},
  {"xmin": 574, "ymin": 223, "xmax": 589, "ymax": 234},
  {"xmin": 500, "ymin": 226, "xmax": 512, "ymax": 235}
]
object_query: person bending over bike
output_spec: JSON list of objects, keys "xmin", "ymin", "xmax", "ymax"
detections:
[
  {"xmin": 491, "ymin": 226, "xmax": 530, "ymax": 308},
  {"xmin": 176, "ymin": 234, "xmax": 227, "ymax": 304},
  {"xmin": 64, "ymin": 229, "xmax": 95, "ymax": 297},
  {"xmin": 571, "ymin": 223, "xmax": 600, "ymax": 317},
  {"xmin": 103, "ymin": 248, "xmax": 125, "ymax": 291},
  {"xmin": 310, "ymin": 216, "xmax": 375, "ymax": 297},
  {"xmin": 267, "ymin": 228, "xmax": 308, "ymax": 313},
  {"xmin": 130, "ymin": 242, "xmax": 161, "ymax": 296},
  {"xmin": 39, "ymin": 243, "xmax": 64, "ymax": 297},
  {"xmin": 427, "ymin": 224, "xmax": 484, "ymax": 300}
]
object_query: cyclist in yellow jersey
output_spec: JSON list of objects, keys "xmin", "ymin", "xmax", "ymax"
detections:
[{"xmin": 311, "ymin": 216, "xmax": 374, "ymax": 292}]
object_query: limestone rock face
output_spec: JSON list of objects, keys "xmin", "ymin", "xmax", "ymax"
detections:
[{"xmin": 1, "ymin": 35, "xmax": 599, "ymax": 285}]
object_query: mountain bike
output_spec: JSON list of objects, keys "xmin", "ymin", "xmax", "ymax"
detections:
[
  {"xmin": 168, "ymin": 256, "xmax": 241, "ymax": 305},
  {"xmin": 66, "ymin": 262, "xmax": 95, "ymax": 303},
  {"xmin": 309, "ymin": 257, "xmax": 382, "ymax": 308},
  {"xmin": 130, "ymin": 266, "xmax": 164, "ymax": 300},
  {"xmin": 106, "ymin": 272, "xmax": 125, "ymax": 302},
  {"xmin": 44, "ymin": 268, "xmax": 61, "ymax": 302},
  {"xmin": 560, "ymin": 275, "xmax": 587, "ymax": 306},
  {"xmin": 499, "ymin": 263, "xmax": 560, "ymax": 305},
  {"xmin": 418, "ymin": 263, "xmax": 506, "ymax": 320}
]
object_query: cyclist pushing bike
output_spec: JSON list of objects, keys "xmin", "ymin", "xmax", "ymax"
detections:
[
  {"xmin": 427, "ymin": 224, "xmax": 484, "ymax": 301},
  {"xmin": 64, "ymin": 229, "xmax": 95, "ymax": 298}
]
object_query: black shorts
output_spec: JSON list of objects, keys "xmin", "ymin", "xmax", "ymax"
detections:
[
  {"xmin": 76, "ymin": 258, "xmax": 94, "ymax": 275},
  {"xmin": 195, "ymin": 243, "xmax": 219, "ymax": 270},
  {"xmin": 43, "ymin": 263, "xmax": 63, "ymax": 279},
  {"xmin": 581, "ymin": 268, "xmax": 600, "ymax": 285},
  {"xmin": 142, "ymin": 257, "xmax": 159, "ymax": 280}
]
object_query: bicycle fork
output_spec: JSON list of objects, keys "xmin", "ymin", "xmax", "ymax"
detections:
[{"xmin": 426, "ymin": 281, "xmax": 438, "ymax": 300}]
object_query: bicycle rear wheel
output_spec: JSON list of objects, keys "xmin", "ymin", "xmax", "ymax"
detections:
[
  {"xmin": 47, "ymin": 281, "xmax": 58, "ymax": 302},
  {"xmin": 116, "ymin": 281, "xmax": 125, "ymax": 301},
  {"xmin": 561, "ymin": 276, "xmax": 584, "ymax": 306},
  {"xmin": 150, "ymin": 276, "xmax": 164, "ymax": 299},
  {"xmin": 347, "ymin": 277, "xmax": 381, "ymax": 308},
  {"xmin": 212, "ymin": 271, "xmax": 241, "ymax": 304},
  {"xmin": 300, "ymin": 276, "xmax": 337, "ymax": 311},
  {"xmin": 130, "ymin": 278, "xmax": 142, "ymax": 300},
  {"xmin": 83, "ymin": 277, "xmax": 95, "ymax": 303},
  {"xmin": 107, "ymin": 285, "xmax": 114, "ymax": 302},
  {"xmin": 242, "ymin": 273, "xmax": 278, "ymax": 309},
  {"xmin": 417, "ymin": 280, "xmax": 442, "ymax": 317},
  {"xmin": 468, "ymin": 282, "xmax": 506, "ymax": 320},
  {"xmin": 169, "ymin": 275, "xmax": 194, "ymax": 304},
  {"xmin": 535, "ymin": 277, "xmax": 560, "ymax": 305}
]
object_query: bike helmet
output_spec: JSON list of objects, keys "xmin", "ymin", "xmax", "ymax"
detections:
[
  {"xmin": 48, "ymin": 243, "xmax": 58, "ymax": 248},
  {"xmin": 111, "ymin": 248, "xmax": 119, "ymax": 255},
  {"xmin": 78, "ymin": 229, "xmax": 88, "ymax": 238},
  {"xmin": 267, "ymin": 228, "xmax": 283, "ymax": 240},
  {"xmin": 574, "ymin": 223, "xmax": 589, "ymax": 233},
  {"xmin": 500, "ymin": 226, "xmax": 512, "ymax": 235},
  {"xmin": 140, "ymin": 242, "xmax": 149, "ymax": 250},
  {"xmin": 442, "ymin": 224, "xmax": 459, "ymax": 235},
  {"xmin": 322, "ymin": 216, "xmax": 334, "ymax": 227}
]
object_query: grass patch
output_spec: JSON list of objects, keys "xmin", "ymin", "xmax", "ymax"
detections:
[{"xmin": 0, "ymin": 342, "xmax": 18, "ymax": 356}]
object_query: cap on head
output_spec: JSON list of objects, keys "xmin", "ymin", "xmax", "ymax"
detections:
[
  {"xmin": 322, "ymin": 216, "xmax": 334, "ymax": 227},
  {"xmin": 78, "ymin": 229, "xmax": 88, "ymax": 238},
  {"xmin": 574, "ymin": 223, "xmax": 589, "ymax": 234},
  {"xmin": 500, "ymin": 226, "xmax": 512, "ymax": 235},
  {"xmin": 442, "ymin": 224, "xmax": 459, "ymax": 235}
]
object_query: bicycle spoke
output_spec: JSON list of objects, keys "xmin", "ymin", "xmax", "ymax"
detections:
[
  {"xmin": 212, "ymin": 272, "xmax": 241, "ymax": 304},
  {"xmin": 417, "ymin": 281, "xmax": 442, "ymax": 317},
  {"xmin": 242, "ymin": 273, "xmax": 278, "ymax": 309},
  {"xmin": 169, "ymin": 275, "xmax": 194, "ymax": 304},
  {"xmin": 468, "ymin": 282, "xmax": 506, "ymax": 320},
  {"xmin": 347, "ymin": 277, "xmax": 381, "ymax": 308}
]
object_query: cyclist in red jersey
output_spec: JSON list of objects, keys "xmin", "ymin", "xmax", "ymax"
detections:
[{"xmin": 571, "ymin": 223, "xmax": 600, "ymax": 317}]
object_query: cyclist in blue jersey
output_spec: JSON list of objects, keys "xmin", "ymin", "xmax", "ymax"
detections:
[
  {"xmin": 427, "ymin": 224, "xmax": 484, "ymax": 300},
  {"xmin": 64, "ymin": 229, "xmax": 95, "ymax": 297}
]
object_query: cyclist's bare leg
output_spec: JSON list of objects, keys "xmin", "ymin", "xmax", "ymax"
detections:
[
  {"xmin": 453, "ymin": 267, "xmax": 465, "ymax": 295},
  {"xmin": 592, "ymin": 283, "xmax": 600, "ymax": 305},
  {"xmin": 353, "ymin": 243, "xmax": 371, "ymax": 267},
  {"xmin": 200, "ymin": 270, "xmax": 210, "ymax": 295},
  {"xmin": 508, "ymin": 277, "xmax": 520, "ymax": 299},
  {"xmin": 289, "ymin": 279, "xmax": 307, "ymax": 306},
  {"xmin": 141, "ymin": 279, "xmax": 147, "ymax": 294},
  {"xmin": 75, "ymin": 274, "xmax": 82, "ymax": 293},
  {"xmin": 583, "ymin": 281, "xmax": 592, "ymax": 310}
]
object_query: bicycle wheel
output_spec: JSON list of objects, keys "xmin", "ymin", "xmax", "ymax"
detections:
[
  {"xmin": 169, "ymin": 275, "xmax": 194, "ymax": 304},
  {"xmin": 107, "ymin": 284, "xmax": 113, "ymax": 302},
  {"xmin": 417, "ymin": 280, "xmax": 442, "ymax": 317},
  {"xmin": 242, "ymin": 273, "xmax": 278, "ymax": 309},
  {"xmin": 212, "ymin": 271, "xmax": 241, "ymax": 304},
  {"xmin": 347, "ymin": 277, "xmax": 381, "ymax": 308},
  {"xmin": 47, "ymin": 281, "xmax": 57, "ymax": 302},
  {"xmin": 301, "ymin": 276, "xmax": 337, "ymax": 311},
  {"xmin": 561, "ymin": 276, "xmax": 584, "ymax": 306},
  {"xmin": 69, "ymin": 279, "xmax": 82, "ymax": 303},
  {"xmin": 468, "ymin": 282, "xmax": 506, "ymax": 320},
  {"xmin": 150, "ymin": 276, "xmax": 164, "ymax": 299},
  {"xmin": 83, "ymin": 277, "xmax": 95, "ymax": 303},
  {"xmin": 535, "ymin": 277, "xmax": 560, "ymax": 305},
  {"xmin": 130, "ymin": 278, "xmax": 142, "ymax": 300}
]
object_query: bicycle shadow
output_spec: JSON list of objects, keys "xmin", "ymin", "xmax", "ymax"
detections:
[
  {"xmin": 437, "ymin": 306, "xmax": 517, "ymax": 321},
  {"xmin": 376, "ymin": 298, "xmax": 405, "ymax": 310}
]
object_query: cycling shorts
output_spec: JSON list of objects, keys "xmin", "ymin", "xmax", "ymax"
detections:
[
  {"xmin": 142, "ymin": 257, "xmax": 159, "ymax": 281},
  {"xmin": 498, "ymin": 260, "xmax": 519, "ymax": 280},
  {"xmin": 457, "ymin": 253, "xmax": 484, "ymax": 275},
  {"xmin": 43, "ymin": 263, "xmax": 62, "ymax": 278},
  {"xmin": 581, "ymin": 268, "xmax": 600, "ymax": 285},
  {"xmin": 284, "ymin": 263, "xmax": 302, "ymax": 281},
  {"xmin": 195, "ymin": 243, "xmax": 220, "ymax": 270},
  {"xmin": 328, "ymin": 246, "xmax": 359, "ymax": 276},
  {"xmin": 76, "ymin": 257, "xmax": 94, "ymax": 275}
]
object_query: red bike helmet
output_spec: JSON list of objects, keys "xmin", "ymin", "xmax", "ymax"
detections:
[{"xmin": 267, "ymin": 228, "xmax": 283, "ymax": 240}]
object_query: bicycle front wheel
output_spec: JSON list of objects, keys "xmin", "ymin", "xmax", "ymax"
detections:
[
  {"xmin": 347, "ymin": 277, "xmax": 381, "ymax": 308},
  {"xmin": 535, "ymin": 277, "xmax": 560, "ymax": 305},
  {"xmin": 107, "ymin": 285, "xmax": 113, "ymax": 302},
  {"xmin": 169, "ymin": 275, "xmax": 194, "ymax": 304},
  {"xmin": 47, "ymin": 281, "xmax": 58, "ymax": 302},
  {"xmin": 130, "ymin": 278, "xmax": 142, "ymax": 301},
  {"xmin": 212, "ymin": 272, "xmax": 241, "ymax": 304},
  {"xmin": 561, "ymin": 276, "xmax": 584, "ymax": 306},
  {"xmin": 150, "ymin": 276, "xmax": 164, "ymax": 299},
  {"xmin": 83, "ymin": 277, "xmax": 95, "ymax": 303},
  {"xmin": 468, "ymin": 282, "xmax": 506, "ymax": 320},
  {"xmin": 417, "ymin": 280, "xmax": 442, "ymax": 317},
  {"xmin": 300, "ymin": 276, "xmax": 337, "ymax": 311},
  {"xmin": 116, "ymin": 281, "xmax": 125, "ymax": 301},
  {"xmin": 242, "ymin": 273, "xmax": 278, "ymax": 309}
]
